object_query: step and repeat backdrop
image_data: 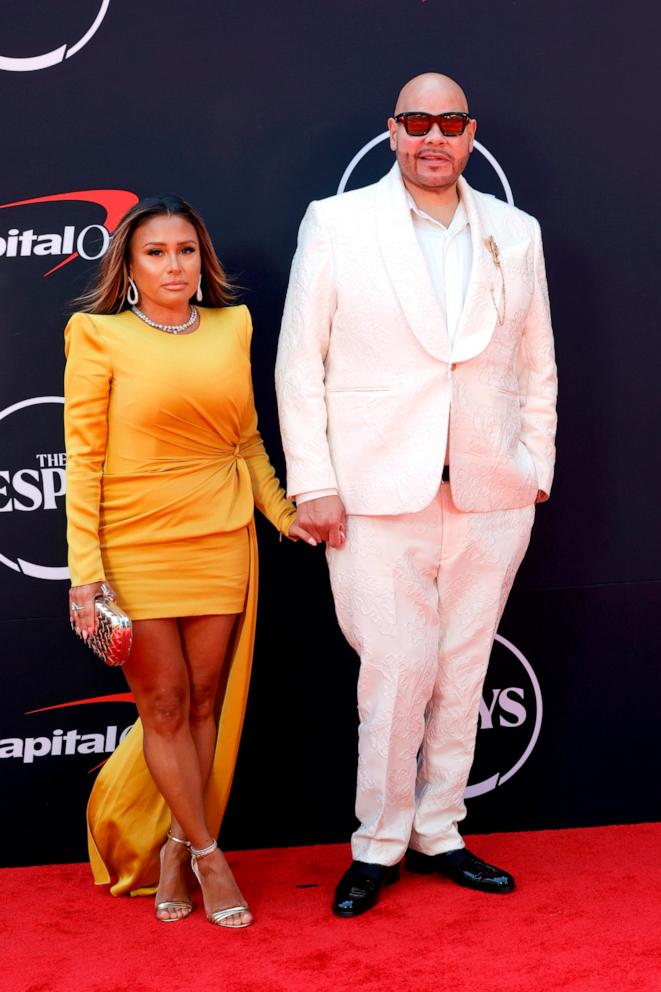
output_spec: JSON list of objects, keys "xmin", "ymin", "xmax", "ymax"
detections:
[{"xmin": 1, "ymin": 0, "xmax": 659, "ymax": 867}]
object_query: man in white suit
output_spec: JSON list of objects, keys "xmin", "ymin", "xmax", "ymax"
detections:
[{"xmin": 276, "ymin": 73, "xmax": 557, "ymax": 917}]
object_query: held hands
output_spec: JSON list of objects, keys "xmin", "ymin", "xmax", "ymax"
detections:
[
  {"xmin": 69, "ymin": 581, "xmax": 117, "ymax": 639},
  {"xmin": 291, "ymin": 491, "xmax": 545, "ymax": 547},
  {"xmin": 289, "ymin": 495, "xmax": 347, "ymax": 549}
]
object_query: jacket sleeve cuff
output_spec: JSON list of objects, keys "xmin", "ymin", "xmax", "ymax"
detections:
[{"xmin": 294, "ymin": 488, "xmax": 339, "ymax": 505}]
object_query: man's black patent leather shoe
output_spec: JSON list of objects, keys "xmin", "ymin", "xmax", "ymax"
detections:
[
  {"xmin": 405, "ymin": 847, "xmax": 515, "ymax": 893},
  {"xmin": 332, "ymin": 861, "xmax": 400, "ymax": 917}
]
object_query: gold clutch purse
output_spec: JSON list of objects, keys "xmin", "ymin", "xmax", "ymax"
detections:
[{"xmin": 72, "ymin": 584, "xmax": 133, "ymax": 667}]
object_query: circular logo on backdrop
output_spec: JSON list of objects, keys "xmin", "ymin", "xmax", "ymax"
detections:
[
  {"xmin": 0, "ymin": 397, "xmax": 69, "ymax": 580},
  {"xmin": 0, "ymin": 1, "xmax": 110, "ymax": 72},
  {"xmin": 338, "ymin": 134, "xmax": 513, "ymax": 204},
  {"xmin": 465, "ymin": 634, "xmax": 543, "ymax": 797}
]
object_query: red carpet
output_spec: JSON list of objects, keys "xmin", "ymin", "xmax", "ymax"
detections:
[{"xmin": 2, "ymin": 824, "xmax": 660, "ymax": 992}]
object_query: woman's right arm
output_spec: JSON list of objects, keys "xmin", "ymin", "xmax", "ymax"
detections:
[{"xmin": 64, "ymin": 313, "xmax": 112, "ymax": 635}]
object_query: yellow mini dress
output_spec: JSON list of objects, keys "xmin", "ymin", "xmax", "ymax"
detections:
[{"xmin": 64, "ymin": 304, "xmax": 295, "ymax": 895}]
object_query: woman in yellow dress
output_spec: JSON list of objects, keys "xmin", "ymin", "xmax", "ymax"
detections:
[{"xmin": 64, "ymin": 194, "xmax": 314, "ymax": 928}]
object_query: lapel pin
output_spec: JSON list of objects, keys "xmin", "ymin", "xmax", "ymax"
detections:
[
  {"xmin": 485, "ymin": 235, "xmax": 501, "ymax": 266},
  {"xmin": 485, "ymin": 236, "xmax": 506, "ymax": 325}
]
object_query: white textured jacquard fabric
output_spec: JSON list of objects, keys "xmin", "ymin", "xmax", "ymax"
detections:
[
  {"xmin": 327, "ymin": 484, "xmax": 535, "ymax": 865},
  {"xmin": 275, "ymin": 164, "xmax": 557, "ymax": 514}
]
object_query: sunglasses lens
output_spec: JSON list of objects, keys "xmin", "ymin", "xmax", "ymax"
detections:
[
  {"xmin": 441, "ymin": 115, "xmax": 467, "ymax": 136},
  {"xmin": 404, "ymin": 114, "xmax": 431, "ymax": 136}
]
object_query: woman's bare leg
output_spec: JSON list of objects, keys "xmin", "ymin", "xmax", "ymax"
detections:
[
  {"xmin": 171, "ymin": 614, "xmax": 238, "ymax": 817},
  {"xmin": 166, "ymin": 615, "xmax": 251, "ymax": 925},
  {"xmin": 123, "ymin": 614, "xmax": 250, "ymax": 925},
  {"xmin": 174, "ymin": 614, "xmax": 251, "ymax": 927},
  {"xmin": 122, "ymin": 617, "xmax": 232, "ymax": 920}
]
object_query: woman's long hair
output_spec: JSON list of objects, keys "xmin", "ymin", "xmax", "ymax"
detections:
[{"xmin": 74, "ymin": 194, "xmax": 234, "ymax": 313}]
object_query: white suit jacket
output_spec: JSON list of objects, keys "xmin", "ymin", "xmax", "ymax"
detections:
[{"xmin": 275, "ymin": 164, "xmax": 557, "ymax": 514}]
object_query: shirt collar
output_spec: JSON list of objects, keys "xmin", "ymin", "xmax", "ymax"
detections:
[{"xmin": 406, "ymin": 190, "xmax": 468, "ymax": 234}]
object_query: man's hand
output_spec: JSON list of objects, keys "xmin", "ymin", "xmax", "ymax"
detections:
[{"xmin": 294, "ymin": 495, "xmax": 347, "ymax": 548}]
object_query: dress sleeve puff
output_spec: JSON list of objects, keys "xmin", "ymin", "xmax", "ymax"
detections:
[
  {"xmin": 237, "ymin": 307, "xmax": 296, "ymax": 536},
  {"xmin": 63, "ymin": 312, "xmax": 112, "ymax": 586}
]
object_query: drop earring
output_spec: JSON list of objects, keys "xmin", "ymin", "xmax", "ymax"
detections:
[
  {"xmin": 196, "ymin": 276, "xmax": 203, "ymax": 303},
  {"xmin": 127, "ymin": 277, "xmax": 138, "ymax": 306}
]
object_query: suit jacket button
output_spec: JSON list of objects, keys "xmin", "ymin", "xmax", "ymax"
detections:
[{"xmin": 451, "ymin": 363, "xmax": 457, "ymax": 371}]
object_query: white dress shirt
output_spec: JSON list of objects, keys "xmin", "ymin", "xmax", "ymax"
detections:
[{"xmin": 407, "ymin": 191, "xmax": 472, "ymax": 349}]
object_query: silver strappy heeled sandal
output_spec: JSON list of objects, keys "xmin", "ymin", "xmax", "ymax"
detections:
[
  {"xmin": 155, "ymin": 832, "xmax": 193, "ymax": 922},
  {"xmin": 190, "ymin": 839, "xmax": 253, "ymax": 928}
]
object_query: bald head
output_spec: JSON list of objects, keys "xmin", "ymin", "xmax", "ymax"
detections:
[
  {"xmin": 394, "ymin": 73, "xmax": 469, "ymax": 116},
  {"xmin": 387, "ymin": 72, "xmax": 476, "ymax": 205}
]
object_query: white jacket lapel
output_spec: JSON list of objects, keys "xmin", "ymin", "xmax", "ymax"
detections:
[
  {"xmin": 375, "ymin": 164, "xmax": 451, "ymax": 362},
  {"xmin": 452, "ymin": 177, "xmax": 501, "ymax": 362}
]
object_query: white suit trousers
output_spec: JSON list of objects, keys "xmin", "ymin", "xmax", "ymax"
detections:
[{"xmin": 326, "ymin": 483, "xmax": 535, "ymax": 866}]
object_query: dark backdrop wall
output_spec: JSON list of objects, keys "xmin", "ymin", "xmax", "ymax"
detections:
[{"xmin": 1, "ymin": 0, "xmax": 659, "ymax": 868}]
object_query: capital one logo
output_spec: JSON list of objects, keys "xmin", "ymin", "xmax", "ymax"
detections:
[
  {"xmin": 0, "ymin": 1, "xmax": 110, "ymax": 72},
  {"xmin": 1, "ymin": 690, "xmax": 136, "ymax": 768},
  {"xmin": 0, "ymin": 692, "xmax": 135, "ymax": 772},
  {"xmin": 466, "ymin": 634, "xmax": 543, "ymax": 798},
  {"xmin": 0, "ymin": 189, "xmax": 138, "ymax": 277},
  {"xmin": 0, "ymin": 397, "xmax": 69, "ymax": 581}
]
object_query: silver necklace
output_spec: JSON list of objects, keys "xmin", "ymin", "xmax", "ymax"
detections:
[{"xmin": 131, "ymin": 305, "xmax": 198, "ymax": 334}]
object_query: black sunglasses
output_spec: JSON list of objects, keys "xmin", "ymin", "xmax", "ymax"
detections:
[{"xmin": 394, "ymin": 111, "xmax": 471, "ymax": 137}]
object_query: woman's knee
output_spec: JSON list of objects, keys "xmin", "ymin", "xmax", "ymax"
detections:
[
  {"xmin": 140, "ymin": 684, "xmax": 189, "ymax": 737},
  {"xmin": 188, "ymin": 682, "xmax": 216, "ymax": 727}
]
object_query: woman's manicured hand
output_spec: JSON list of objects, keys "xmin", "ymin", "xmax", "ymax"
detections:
[{"xmin": 69, "ymin": 581, "xmax": 117, "ymax": 638}]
